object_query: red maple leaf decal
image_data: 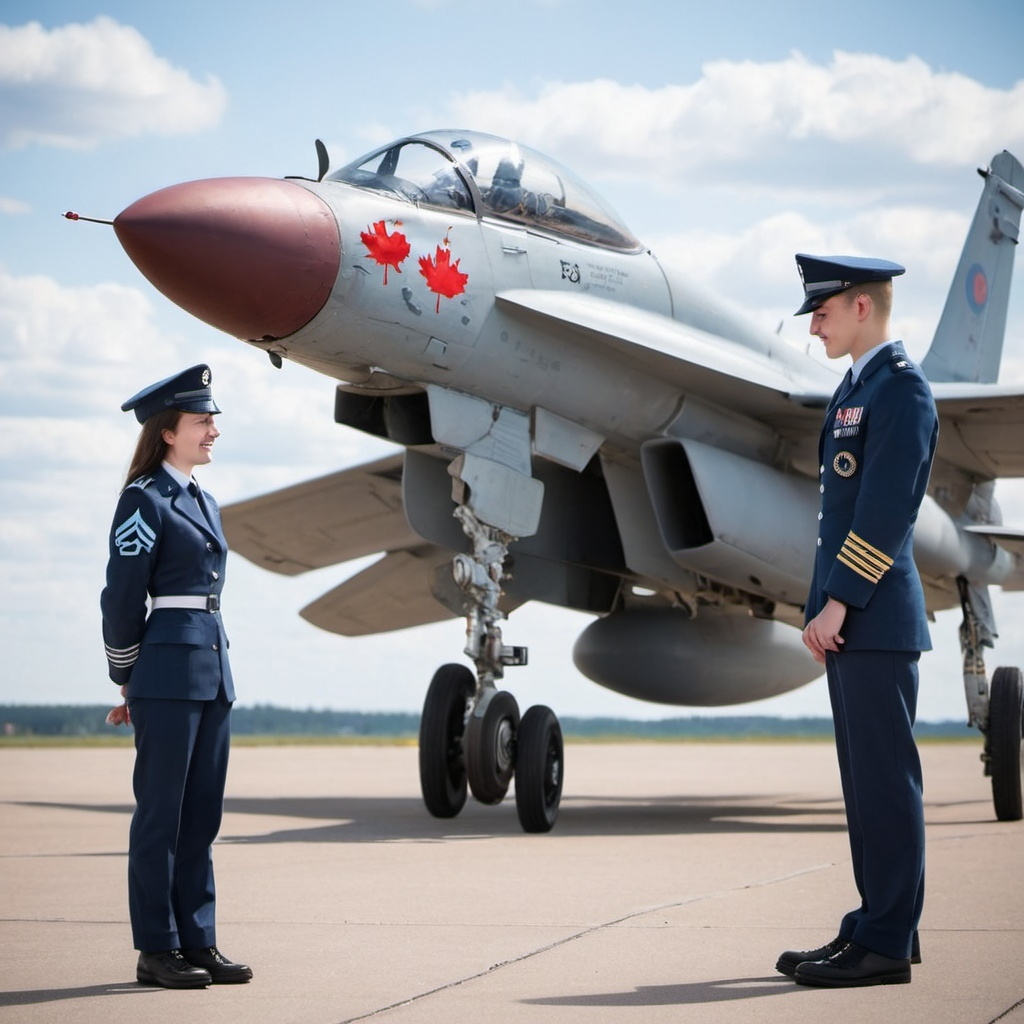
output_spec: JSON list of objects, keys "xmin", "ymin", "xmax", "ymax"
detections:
[
  {"xmin": 419, "ymin": 244, "xmax": 469, "ymax": 313},
  {"xmin": 360, "ymin": 220, "xmax": 410, "ymax": 285}
]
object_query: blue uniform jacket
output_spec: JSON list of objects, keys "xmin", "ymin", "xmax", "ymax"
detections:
[
  {"xmin": 805, "ymin": 342, "xmax": 938, "ymax": 652},
  {"xmin": 101, "ymin": 467, "xmax": 234, "ymax": 700}
]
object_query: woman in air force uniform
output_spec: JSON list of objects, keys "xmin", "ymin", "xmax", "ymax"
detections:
[{"xmin": 101, "ymin": 364, "xmax": 252, "ymax": 989}]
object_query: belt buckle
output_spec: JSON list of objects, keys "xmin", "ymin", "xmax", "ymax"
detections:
[{"xmin": 206, "ymin": 594, "xmax": 220, "ymax": 612}]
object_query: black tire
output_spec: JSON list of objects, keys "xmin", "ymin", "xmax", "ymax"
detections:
[
  {"xmin": 515, "ymin": 705, "xmax": 564, "ymax": 833},
  {"xmin": 418, "ymin": 664, "xmax": 474, "ymax": 818},
  {"xmin": 465, "ymin": 690, "xmax": 520, "ymax": 805},
  {"xmin": 990, "ymin": 666, "xmax": 1023, "ymax": 822}
]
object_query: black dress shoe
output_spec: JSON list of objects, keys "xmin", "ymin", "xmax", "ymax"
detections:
[
  {"xmin": 137, "ymin": 949, "xmax": 212, "ymax": 988},
  {"xmin": 777, "ymin": 931, "xmax": 920, "ymax": 976},
  {"xmin": 182, "ymin": 946, "xmax": 253, "ymax": 984},
  {"xmin": 776, "ymin": 935, "xmax": 847, "ymax": 977},
  {"xmin": 794, "ymin": 941, "xmax": 911, "ymax": 987}
]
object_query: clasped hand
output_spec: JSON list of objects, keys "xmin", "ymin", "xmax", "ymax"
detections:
[
  {"xmin": 106, "ymin": 683, "xmax": 131, "ymax": 726},
  {"xmin": 802, "ymin": 597, "xmax": 847, "ymax": 664}
]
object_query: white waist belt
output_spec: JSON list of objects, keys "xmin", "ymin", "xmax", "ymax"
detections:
[{"xmin": 151, "ymin": 595, "xmax": 220, "ymax": 611}]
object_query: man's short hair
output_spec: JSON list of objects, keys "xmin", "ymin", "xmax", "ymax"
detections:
[{"xmin": 842, "ymin": 279, "xmax": 893, "ymax": 320}]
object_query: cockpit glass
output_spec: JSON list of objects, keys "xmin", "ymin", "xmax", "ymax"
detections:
[
  {"xmin": 329, "ymin": 142, "xmax": 473, "ymax": 210},
  {"xmin": 329, "ymin": 130, "xmax": 641, "ymax": 252}
]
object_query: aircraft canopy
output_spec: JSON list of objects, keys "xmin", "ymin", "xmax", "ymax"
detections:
[{"xmin": 330, "ymin": 129, "xmax": 641, "ymax": 252}]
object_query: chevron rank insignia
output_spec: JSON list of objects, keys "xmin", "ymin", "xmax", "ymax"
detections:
[{"xmin": 115, "ymin": 509, "xmax": 156, "ymax": 556}]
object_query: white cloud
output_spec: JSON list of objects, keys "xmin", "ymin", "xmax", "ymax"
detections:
[
  {"xmin": 0, "ymin": 267, "xmax": 169, "ymax": 419},
  {"xmin": 0, "ymin": 17, "xmax": 227, "ymax": 149},
  {"xmin": 640, "ymin": 201, "xmax": 977, "ymax": 358},
  {"xmin": 438, "ymin": 52, "xmax": 1024, "ymax": 197},
  {"xmin": 0, "ymin": 196, "xmax": 31, "ymax": 215}
]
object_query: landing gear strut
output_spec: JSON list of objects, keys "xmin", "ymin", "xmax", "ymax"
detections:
[
  {"xmin": 957, "ymin": 577, "xmax": 1023, "ymax": 821},
  {"xmin": 417, "ymin": 503, "xmax": 563, "ymax": 832}
]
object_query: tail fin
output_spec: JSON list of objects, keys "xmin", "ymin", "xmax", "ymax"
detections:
[{"xmin": 921, "ymin": 151, "xmax": 1024, "ymax": 383}]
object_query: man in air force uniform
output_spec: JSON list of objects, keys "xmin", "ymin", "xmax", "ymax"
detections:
[{"xmin": 776, "ymin": 255, "xmax": 938, "ymax": 988}]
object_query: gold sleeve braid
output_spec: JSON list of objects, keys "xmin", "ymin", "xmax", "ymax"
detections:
[{"xmin": 836, "ymin": 530, "xmax": 894, "ymax": 584}]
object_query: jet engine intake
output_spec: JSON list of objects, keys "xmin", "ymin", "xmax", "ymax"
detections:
[{"xmin": 641, "ymin": 438, "xmax": 815, "ymax": 604}]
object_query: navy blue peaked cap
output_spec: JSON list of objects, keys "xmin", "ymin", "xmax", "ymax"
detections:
[
  {"xmin": 121, "ymin": 364, "xmax": 221, "ymax": 423},
  {"xmin": 794, "ymin": 253, "xmax": 905, "ymax": 315}
]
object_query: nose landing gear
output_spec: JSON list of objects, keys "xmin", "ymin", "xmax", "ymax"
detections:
[{"xmin": 417, "ymin": 504, "xmax": 564, "ymax": 832}]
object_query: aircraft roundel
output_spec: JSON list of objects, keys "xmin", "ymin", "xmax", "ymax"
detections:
[{"xmin": 966, "ymin": 263, "xmax": 988, "ymax": 313}]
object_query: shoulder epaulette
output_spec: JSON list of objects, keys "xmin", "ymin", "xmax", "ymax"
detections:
[
  {"xmin": 126, "ymin": 475, "xmax": 155, "ymax": 491},
  {"xmin": 889, "ymin": 350, "xmax": 913, "ymax": 373}
]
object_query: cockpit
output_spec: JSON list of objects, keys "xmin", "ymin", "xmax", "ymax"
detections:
[{"xmin": 328, "ymin": 130, "xmax": 641, "ymax": 252}]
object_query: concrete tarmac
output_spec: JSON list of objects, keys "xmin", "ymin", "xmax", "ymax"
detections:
[{"xmin": 1, "ymin": 739, "xmax": 1022, "ymax": 1024}]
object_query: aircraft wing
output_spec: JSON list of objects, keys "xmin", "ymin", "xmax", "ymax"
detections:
[
  {"xmin": 494, "ymin": 289, "xmax": 831, "ymax": 430},
  {"xmin": 221, "ymin": 454, "xmax": 415, "ymax": 575},
  {"xmin": 299, "ymin": 546, "xmax": 459, "ymax": 635},
  {"xmin": 931, "ymin": 383, "xmax": 1024, "ymax": 478},
  {"xmin": 496, "ymin": 292, "xmax": 1024, "ymax": 481},
  {"xmin": 222, "ymin": 453, "xmax": 523, "ymax": 635}
]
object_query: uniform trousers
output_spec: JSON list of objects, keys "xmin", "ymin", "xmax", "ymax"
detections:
[
  {"xmin": 127, "ymin": 691, "xmax": 232, "ymax": 952},
  {"xmin": 826, "ymin": 649, "xmax": 925, "ymax": 960}
]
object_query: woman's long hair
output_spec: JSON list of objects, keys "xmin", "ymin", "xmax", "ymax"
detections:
[{"xmin": 122, "ymin": 409, "xmax": 181, "ymax": 490}]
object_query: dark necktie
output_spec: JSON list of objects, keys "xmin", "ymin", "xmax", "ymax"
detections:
[
  {"xmin": 188, "ymin": 481, "xmax": 212, "ymax": 528},
  {"xmin": 828, "ymin": 369, "xmax": 854, "ymax": 416}
]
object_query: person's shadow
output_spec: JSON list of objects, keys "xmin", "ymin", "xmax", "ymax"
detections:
[
  {"xmin": 523, "ymin": 974, "xmax": 804, "ymax": 1007},
  {"xmin": 0, "ymin": 982, "xmax": 160, "ymax": 1008}
]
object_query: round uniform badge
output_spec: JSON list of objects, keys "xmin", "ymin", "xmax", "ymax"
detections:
[{"xmin": 833, "ymin": 451, "xmax": 857, "ymax": 477}]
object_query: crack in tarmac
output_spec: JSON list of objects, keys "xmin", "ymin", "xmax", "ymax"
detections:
[{"xmin": 333, "ymin": 862, "xmax": 835, "ymax": 1023}]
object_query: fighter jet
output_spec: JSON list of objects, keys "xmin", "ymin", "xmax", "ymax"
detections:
[{"xmin": 110, "ymin": 130, "xmax": 1024, "ymax": 832}]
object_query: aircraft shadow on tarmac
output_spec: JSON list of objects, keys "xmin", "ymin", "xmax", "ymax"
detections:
[
  {"xmin": 230, "ymin": 793, "xmax": 860, "ymax": 843},
  {"xmin": 14, "ymin": 788, "xmax": 993, "ymax": 844},
  {"xmin": 11, "ymin": 792, "xmax": 853, "ymax": 843},
  {"xmin": 217, "ymin": 793, "xmax": 856, "ymax": 844}
]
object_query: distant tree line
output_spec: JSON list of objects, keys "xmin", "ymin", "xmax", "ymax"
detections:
[{"xmin": 0, "ymin": 704, "xmax": 975, "ymax": 740}]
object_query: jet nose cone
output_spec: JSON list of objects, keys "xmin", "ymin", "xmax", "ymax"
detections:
[{"xmin": 114, "ymin": 177, "xmax": 340, "ymax": 340}]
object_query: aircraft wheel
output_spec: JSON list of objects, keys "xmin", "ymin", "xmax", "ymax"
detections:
[
  {"xmin": 418, "ymin": 663, "xmax": 474, "ymax": 818},
  {"xmin": 465, "ymin": 690, "xmax": 519, "ymax": 805},
  {"xmin": 990, "ymin": 666, "xmax": 1024, "ymax": 822},
  {"xmin": 515, "ymin": 705, "xmax": 564, "ymax": 833}
]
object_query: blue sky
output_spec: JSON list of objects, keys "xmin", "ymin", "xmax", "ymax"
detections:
[{"xmin": 2, "ymin": 0, "xmax": 1024, "ymax": 721}]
